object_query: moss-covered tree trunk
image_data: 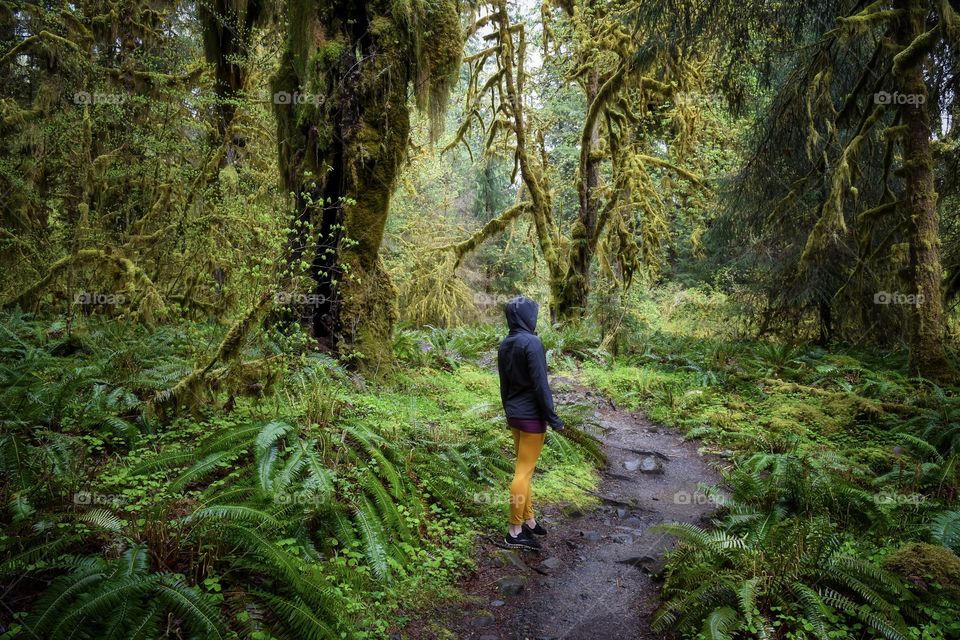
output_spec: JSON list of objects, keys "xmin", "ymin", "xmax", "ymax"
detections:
[
  {"xmin": 895, "ymin": 0, "xmax": 952, "ymax": 378},
  {"xmin": 273, "ymin": 0, "xmax": 460, "ymax": 369},
  {"xmin": 486, "ymin": 0, "xmax": 566, "ymax": 321},
  {"xmin": 200, "ymin": 0, "xmax": 264, "ymax": 167},
  {"xmin": 557, "ymin": 69, "xmax": 600, "ymax": 322}
]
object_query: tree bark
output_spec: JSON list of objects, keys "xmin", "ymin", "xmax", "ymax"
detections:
[
  {"xmin": 895, "ymin": 0, "xmax": 952, "ymax": 378},
  {"xmin": 199, "ymin": 0, "xmax": 263, "ymax": 168},
  {"xmin": 557, "ymin": 68, "xmax": 601, "ymax": 322},
  {"xmin": 273, "ymin": 0, "xmax": 409, "ymax": 370}
]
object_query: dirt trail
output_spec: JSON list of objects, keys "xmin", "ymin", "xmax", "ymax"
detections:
[{"xmin": 409, "ymin": 376, "xmax": 721, "ymax": 640}]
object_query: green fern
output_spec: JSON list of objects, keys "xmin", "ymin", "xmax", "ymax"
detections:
[
  {"xmin": 26, "ymin": 546, "xmax": 226, "ymax": 640},
  {"xmin": 653, "ymin": 517, "xmax": 911, "ymax": 640},
  {"xmin": 930, "ymin": 510, "xmax": 960, "ymax": 552},
  {"xmin": 355, "ymin": 497, "xmax": 391, "ymax": 581}
]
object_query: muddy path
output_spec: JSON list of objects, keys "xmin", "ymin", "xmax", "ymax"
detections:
[{"xmin": 403, "ymin": 376, "xmax": 722, "ymax": 640}]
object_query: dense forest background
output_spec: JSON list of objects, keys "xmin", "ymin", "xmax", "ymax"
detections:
[{"xmin": 1, "ymin": 0, "xmax": 960, "ymax": 638}]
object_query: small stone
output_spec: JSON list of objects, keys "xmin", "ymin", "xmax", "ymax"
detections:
[
  {"xmin": 540, "ymin": 556, "xmax": 562, "ymax": 571},
  {"xmin": 470, "ymin": 614, "xmax": 495, "ymax": 628},
  {"xmin": 492, "ymin": 549, "xmax": 529, "ymax": 572},
  {"xmin": 580, "ymin": 530, "xmax": 602, "ymax": 542},
  {"xmin": 496, "ymin": 575, "xmax": 526, "ymax": 596},
  {"xmin": 612, "ymin": 533, "xmax": 633, "ymax": 544},
  {"xmin": 639, "ymin": 456, "xmax": 664, "ymax": 474},
  {"xmin": 619, "ymin": 554, "xmax": 667, "ymax": 579},
  {"xmin": 616, "ymin": 506, "xmax": 627, "ymax": 518},
  {"xmin": 490, "ymin": 599, "xmax": 505, "ymax": 607},
  {"xmin": 478, "ymin": 635, "xmax": 499, "ymax": 640},
  {"xmin": 624, "ymin": 458, "xmax": 641, "ymax": 472},
  {"xmin": 622, "ymin": 516, "xmax": 642, "ymax": 527}
]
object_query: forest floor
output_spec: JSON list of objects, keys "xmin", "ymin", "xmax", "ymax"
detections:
[{"xmin": 402, "ymin": 374, "xmax": 722, "ymax": 640}]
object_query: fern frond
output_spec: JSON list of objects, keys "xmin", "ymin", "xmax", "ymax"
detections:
[
  {"xmin": 128, "ymin": 449, "xmax": 194, "ymax": 475},
  {"xmin": 355, "ymin": 498, "xmax": 390, "ymax": 581},
  {"xmin": 702, "ymin": 606, "xmax": 739, "ymax": 640},
  {"xmin": 256, "ymin": 591, "xmax": 339, "ymax": 640},
  {"xmin": 301, "ymin": 443, "xmax": 335, "ymax": 496},
  {"xmin": 29, "ymin": 569, "xmax": 107, "ymax": 635},
  {"xmin": 79, "ymin": 508, "xmax": 124, "ymax": 532},
  {"xmin": 154, "ymin": 576, "xmax": 227, "ymax": 640},
  {"xmin": 189, "ymin": 505, "xmax": 281, "ymax": 529},
  {"xmin": 121, "ymin": 602, "xmax": 161, "ymax": 640},
  {"xmin": 171, "ymin": 450, "xmax": 237, "ymax": 490},
  {"xmin": 930, "ymin": 510, "xmax": 960, "ymax": 552},
  {"xmin": 47, "ymin": 574, "xmax": 157, "ymax": 638},
  {"xmin": 736, "ymin": 576, "xmax": 759, "ymax": 625},
  {"xmin": 790, "ymin": 582, "xmax": 829, "ymax": 640}
]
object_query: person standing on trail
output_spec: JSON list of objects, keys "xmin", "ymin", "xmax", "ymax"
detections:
[{"xmin": 497, "ymin": 296, "xmax": 564, "ymax": 550}]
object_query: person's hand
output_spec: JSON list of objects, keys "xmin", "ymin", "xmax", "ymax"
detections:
[{"xmin": 550, "ymin": 418, "xmax": 565, "ymax": 430}]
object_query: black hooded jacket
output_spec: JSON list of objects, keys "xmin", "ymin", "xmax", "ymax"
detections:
[{"xmin": 497, "ymin": 297, "xmax": 563, "ymax": 428}]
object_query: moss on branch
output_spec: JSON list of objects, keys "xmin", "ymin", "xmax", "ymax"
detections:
[{"xmin": 440, "ymin": 202, "xmax": 529, "ymax": 267}]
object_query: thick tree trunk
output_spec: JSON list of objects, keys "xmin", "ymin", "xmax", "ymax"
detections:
[
  {"xmin": 895, "ymin": 0, "xmax": 952, "ymax": 378},
  {"xmin": 274, "ymin": 0, "xmax": 409, "ymax": 370}
]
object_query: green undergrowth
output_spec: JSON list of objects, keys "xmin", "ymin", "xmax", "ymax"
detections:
[
  {"xmin": 582, "ymin": 329, "xmax": 960, "ymax": 639},
  {"xmin": 0, "ymin": 312, "xmax": 599, "ymax": 639}
]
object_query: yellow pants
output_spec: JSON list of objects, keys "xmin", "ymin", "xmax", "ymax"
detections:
[{"xmin": 509, "ymin": 428, "xmax": 546, "ymax": 525}]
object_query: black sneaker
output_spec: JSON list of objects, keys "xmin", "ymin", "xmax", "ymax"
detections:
[
  {"xmin": 523, "ymin": 522, "xmax": 547, "ymax": 537},
  {"xmin": 504, "ymin": 530, "xmax": 541, "ymax": 550}
]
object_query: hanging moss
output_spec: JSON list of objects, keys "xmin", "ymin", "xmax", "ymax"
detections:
[
  {"xmin": 6, "ymin": 248, "xmax": 166, "ymax": 325},
  {"xmin": 441, "ymin": 201, "xmax": 529, "ymax": 267}
]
